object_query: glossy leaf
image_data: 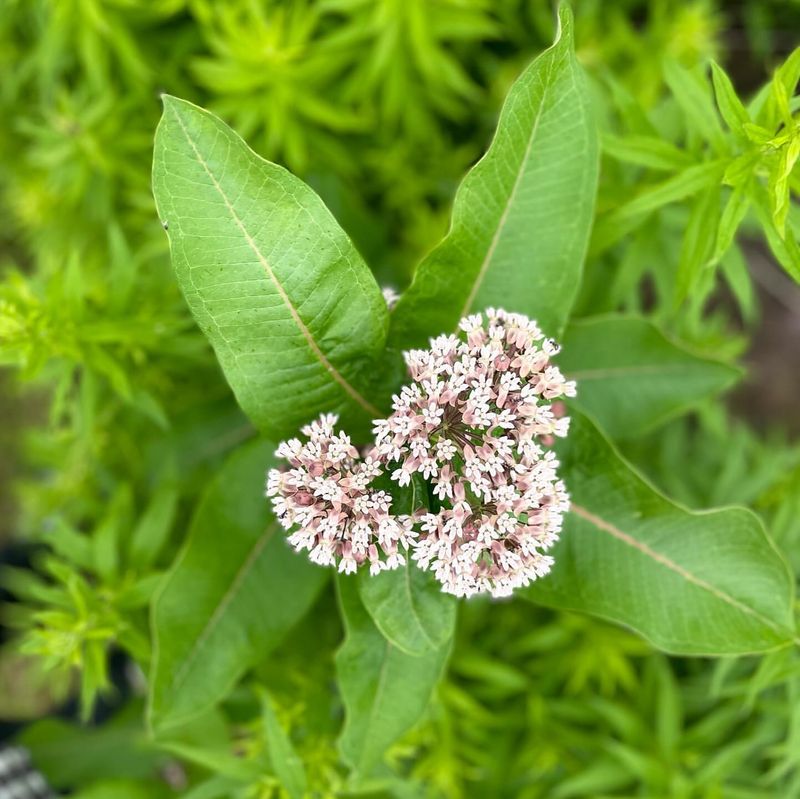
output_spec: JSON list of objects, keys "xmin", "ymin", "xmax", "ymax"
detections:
[
  {"xmin": 560, "ymin": 316, "xmax": 740, "ymax": 438},
  {"xmin": 149, "ymin": 439, "xmax": 327, "ymax": 731},
  {"xmin": 526, "ymin": 414, "xmax": 797, "ymax": 655},
  {"xmin": 336, "ymin": 575, "xmax": 451, "ymax": 779},
  {"xmin": 389, "ymin": 5, "xmax": 598, "ymax": 346},
  {"xmin": 153, "ymin": 96, "xmax": 388, "ymax": 439}
]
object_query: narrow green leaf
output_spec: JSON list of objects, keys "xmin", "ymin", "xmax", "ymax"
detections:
[
  {"xmin": 152, "ymin": 95, "xmax": 388, "ymax": 438},
  {"xmin": 710, "ymin": 185, "xmax": 750, "ymax": 266},
  {"xmin": 149, "ymin": 439, "xmax": 327, "ymax": 731},
  {"xmin": 156, "ymin": 742, "xmax": 260, "ymax": 781},
  {"xmin": 720, "ymin": 243, "xmax": 756, "ymax": 323},
  {"xmin": 336, "ymin": 575, "xmax": 451, "ymax": 780},
  {"xmin": 602, "ymin": 133, "xmax": 692, "ymax": 171},
  {"xmin": 358, "ymin": 562, "xmax": 456, "ymax": 656},
  {"xmin": 44, "ymin": 521, "xmax": 93, "ymax": 572},
  {"xmin": 93, "ymin": 486, "xmax": 132, "ymax": 583},
  {"xmin": 260, "ymin": 691, "xmax": 307, "ymax": 799},
  {"xmin": 560, "ymin": 315, "xmax": 741, "ymax": 438},
  {"xmin": 617, "ymin": 161, "xmax": 725, "ymax": 221},
  {"xmin": 723, "ymin": 150, "xmax": 759, "ymax": 187},
  {"xmin": 710, "ymin": 61, "xmax": 750, "ymax": 140},
  {"xmin": 526, "ymin": 414, "xmax": 797, "ymax": 655},
  {"xmin": 180, "ymin": 776, "xmax": 243, "ymax": 799},
  {"xmin": 675, "ymin": 184, "xmax": 721, "ymax": 305},
  {"xmin": 128, "ymin": 485, "xmax": 178, "ymax": 571},
  {"xmin": 591, "ymin": 160, "xmax": 724, "ymax": 255},
  {"xmin": 390, "ymin": 5, "xmax": 598, "ymax": 345},
  {"xmin": 663, "ymin": 59, "xmax": 726, "ymax": 153},
  {"xmin": 769, "ymin": 136, "xmax": 800, "ymax": 236},
  {"xmin": 751, "ymin": 184, "xmax": 800, "ymax": 281}
]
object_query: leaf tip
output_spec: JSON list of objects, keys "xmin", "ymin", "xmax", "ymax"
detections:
[{"xmin": 555, "ymin": 2, "xmax": 575, "ymax": 43}]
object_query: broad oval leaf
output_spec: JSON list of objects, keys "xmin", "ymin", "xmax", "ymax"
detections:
[
  {"xmin": 559, "ymin": 315, "xmax": 741, "ymax": 438},
  {"xmin": 149, "ymin": 439, "xmax": 327, "ymax": 731},
  {"xmin": 526, "ymin": 414, "xmax": 796, "ymax": 655},
  {"xmin": 153, "ymin": 96, "xmax": 388, "ymax": 439},
  {"xmin": 336, "ymin": 575, "xmax": 451, "ymax": 780},
  {"xmin": 357, "ymin": 562, "xmax": 456, "ymax": 656},
  {"xmin": 389, "ymin": 5, "xmax": 598, "ymax": 348}
]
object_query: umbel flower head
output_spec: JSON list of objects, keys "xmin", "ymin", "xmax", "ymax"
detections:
[
  {"xmin": 374, "ymin": 309, "xmax": 575, "ymax": 597},
  {"xmin": 268, "ymin": 309, "xmax": 575, "ymax": 599},
  {"xmin": 266, "ymin": 414, "xmax": 414, "ymax": 575}
]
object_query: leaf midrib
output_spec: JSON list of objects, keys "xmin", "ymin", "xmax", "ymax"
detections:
[
  {"xmin": 168, "ymin": 103, "xmax": 381, "ymax": 419},
  {"xmin": 159, "ymin": 523, "xmax": 277, "ymax": 710},
  {"xmin": 403, "ymin": 563, "xmax": 436, "ymax": 651},
  {"xmin": 458, "ymin": 56, "xmax": 553, "ymax": 321},
  {"xmin": 570, "ymin": 503, "xmax": 796, "ymax": 642}
]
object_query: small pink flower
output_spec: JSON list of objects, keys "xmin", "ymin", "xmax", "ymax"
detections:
[
  {"xmin": 267, "ymin": 414, "xmax": 414, "ymax": 575},
  {"xmin": 373, "ymin": 309, "xmax": 574, "ymax": 598}
]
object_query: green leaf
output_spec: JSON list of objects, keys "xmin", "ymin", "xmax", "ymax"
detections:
[
  {"xmin": 356, "ymin": 476, "xmax": 456, "ymax": 656},
  {"xmin": 751, "ymin": 184, "xmax": 800, "ymax": 282},
  {"xmin": 602, "ymin": 133, "xmax": 692, "ymax": 171},
  {"xmin": 336, "ymin": 575, "xmax": 451, "ymax": 780},
  {"xmin": 260, "ymin": 691, "xmax": 308, "ymax": 799},
  {"xmin": 710, "ymin": 185, "xmax": 750, "ymax": 266},
  {"xmin": 720, "ymin": 243, "xmax": 756, "ymax": 323},
  {"xmin": 560, "ymin": 316, "xmax": 741, "ymax": 438},
  {"xmin": 152, "ymin": 95, "xmax": 388, "ymax": 438},
  {"xmin": 358, "ymin": 562, "xmax": 457, "ymax": 656},
  {"xmin": 389, "ymin": 5, "xmax": 598, "ymax": 345},
  {"xmin": 19, "ymin": 707, "xmax": 162, "ymax": 789},
  {"xmin": 591, "ymin": 161, "xmax": 724, "ymax": 255},
  {"xmin": 710, "ymin": 61, "xmax": 750, "ymax": 141},
  {"xmin": 149, "ymin": 439, "xmax": 327, "ymax": 731},
  {"xmin": 525, "ymin": 414, "xmax": 797, "ymax": 655},
  {"xmin": 663, "ymin": 60, "xmax": 725, "ymax": 153},
  {"xmin": 92, "ymin": 486, "xmax": 132, "ymax": 583},
  {"xmin": 128, "ymin": 485, "xmax": 178, "ymax": 571},
  {"xmin": 768, "ymin": 136, "xmax": 800, "ymax": 236},
  {"xmin": 674, "ymin": 184, "xmax": 721, "ymax": 305}
]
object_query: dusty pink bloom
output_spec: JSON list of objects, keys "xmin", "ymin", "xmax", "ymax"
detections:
[
  {"xmin": 374, "ymin": 309, "xmax": 575, "ymax": 598},
  {"xmin": 267, "ymin": 414, "xmax": 414, "ymax": 575}
]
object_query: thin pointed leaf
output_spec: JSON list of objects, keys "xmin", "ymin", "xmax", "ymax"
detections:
[
  {"xmin": 710, "ymin": 61, "xmax": 750, "ymax": 140},
  {"xmin": 260, "ymin": 691, "xmax": 307, "ymax": 799}
]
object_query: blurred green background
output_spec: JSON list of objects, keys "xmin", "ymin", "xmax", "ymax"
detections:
[{"xmin": 2, "ymin": 1, "xmax": 800, "ymax": 797}]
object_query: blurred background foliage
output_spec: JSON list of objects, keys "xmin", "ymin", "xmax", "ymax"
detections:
[{"xmin": 2, "ymin": 0, "xmax": 800, "ymax": 796}]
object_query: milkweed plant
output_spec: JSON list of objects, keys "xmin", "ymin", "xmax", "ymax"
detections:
[{"xmin": 3, "ymin": 1, "xmax": 800, "ymax": 797}]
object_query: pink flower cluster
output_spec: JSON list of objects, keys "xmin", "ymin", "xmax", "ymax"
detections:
[
  {"xmin": 374, "ymin": 309, "xmax": 575, "ymax": 597},
  {"xmin": 266, "ymin": 414, "xmax": 414, "ymax": 575},
  {"xmin": 267, "ymin": 309, "xmax": 575, "ymax": 598}
]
